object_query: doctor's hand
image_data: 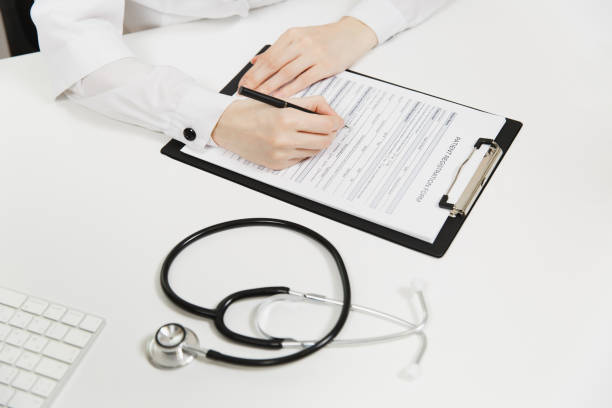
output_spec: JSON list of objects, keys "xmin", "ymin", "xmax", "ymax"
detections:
[
  {"xmin": 211, "ymin": 96, "xmax": 344, "ymax": 170},
  {"xmin": 239, "ymin": 16, "xmax": 378, "ymax": 98}
]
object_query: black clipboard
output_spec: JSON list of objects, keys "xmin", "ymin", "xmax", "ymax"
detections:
[{"xmin": 162, "ymin": 45, "xmax": 522, "ymax": 257}]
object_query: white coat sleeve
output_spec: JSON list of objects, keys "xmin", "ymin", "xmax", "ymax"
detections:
[
  {"xmin": 31, "ymin": 0, "xmax": 233, "ymax": 149},
  {"xmin": 348, "ymin": 0, "xmax": 452, "ymax": 44}
]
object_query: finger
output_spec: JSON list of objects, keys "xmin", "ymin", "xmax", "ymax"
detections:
[
  {"xmin": 290, "ymin": 110, "xmax": 343, "ymax": 134},
  {"xmin": 291, "ymin": 132, "xmax": 336, "ymax": 150},
  {"xmin": 273, "ymin": 67, "xmax": 327, "ymax": 98},
  {"xmin": 250, "ymin": 34, "xmax": 293, "ymax": 64},
  {"xmin": 240, "ymin": 43, "xmax": 299, "ymax": 89},
  {"xmin": 256, "ymin": 57, "xmax": 313, "ymax": 95},
  {"xmin": 288, "ymin": 95, "xmax": 341, "ymax": 117},
  {"xmin": 290, "ymin": 148, "xmax": 320, "ymax": 160},
  {"xmin": 286, "ymin": 157, "xmax": 305, "ymax": 167},
  {"xmin": 288, "ymin": 96, "xmax": 344, "ymax": 130}
]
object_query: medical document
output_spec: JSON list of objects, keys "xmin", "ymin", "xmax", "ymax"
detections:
[{"xmin": 182, "ymin": 71, "xmax": 506, "ymax": 243}]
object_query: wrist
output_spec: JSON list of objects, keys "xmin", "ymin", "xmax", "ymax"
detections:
[
  {"xmin": 338, "ymin": 16, "xmax": 378, "ymax": 49},
  {"xmin": 210, "ymin": 103, "xmax": 230, "ymax": 147},
  {"xmin": 211, "ymin": 99, "xmax": 242, "ymax": 148}
]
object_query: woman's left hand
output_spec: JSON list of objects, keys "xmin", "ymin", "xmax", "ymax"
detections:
[{"xmin": 239, "ymin": 16, "xmax": 378, "ymax": 98}]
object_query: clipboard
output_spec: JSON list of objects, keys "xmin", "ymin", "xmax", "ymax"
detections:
[{"xmin": 162, "ymin": 45, "xmax": 522, "ymax": 257}]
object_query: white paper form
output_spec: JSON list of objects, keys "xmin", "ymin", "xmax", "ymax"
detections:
[{"xmin": 182, "ymin": 71, "xmax": 506, "ymax": 243}]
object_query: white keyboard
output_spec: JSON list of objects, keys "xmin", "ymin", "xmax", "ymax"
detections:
[{"xmin": 0, "ymin": 287, "xmax": 104, "ymax": 408}]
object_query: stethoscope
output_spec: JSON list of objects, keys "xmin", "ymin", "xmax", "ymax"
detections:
[{"xmin": 146, "ymin": 218, "xmax": 428, "ymax": 374}]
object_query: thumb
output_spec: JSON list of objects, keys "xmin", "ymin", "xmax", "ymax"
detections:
[{"xmin": 289, "ymin": 96, "xmax": 344, "ymax": 126}]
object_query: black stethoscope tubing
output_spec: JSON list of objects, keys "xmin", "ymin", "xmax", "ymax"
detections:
[{"xmin": 160, "ymin": 218, "xmax": 351, "ymax": 366}]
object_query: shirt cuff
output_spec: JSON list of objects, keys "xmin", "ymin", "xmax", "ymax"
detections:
[
  {"xmin": 168, "ymin": 84, "xmax": 234, "ymax": 150},
  {"xmin": 348, "ymin": 0, "xmax": 409, "ymax": 44}
]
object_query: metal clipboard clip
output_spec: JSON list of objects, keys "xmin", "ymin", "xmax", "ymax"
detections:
[{"xmin": 439, "ymin": 138, "xmax": 502, "ymax": 218}]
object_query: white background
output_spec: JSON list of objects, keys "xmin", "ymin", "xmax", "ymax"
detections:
[{"xmin": 1, "ymin": 0, "xmax": 611, "ymax": 406}]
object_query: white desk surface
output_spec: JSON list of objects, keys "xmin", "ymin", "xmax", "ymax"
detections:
[{"xmin": 1, "ymin": 0, "xmax": 611, "ymax": 406}]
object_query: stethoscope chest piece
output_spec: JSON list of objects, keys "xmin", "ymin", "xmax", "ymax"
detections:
[{"xmin": 147, "ymin": 323, "xmax": 200, "ymax": 369}]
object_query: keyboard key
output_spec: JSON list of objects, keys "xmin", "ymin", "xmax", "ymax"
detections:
[
  {"xmin": 0, "ymin": 288, "xmax": 26, "ymax": 308},
  {"xmin": 42, "ymin": 305, "xmax": 65, "ymax": 321},
  {"xmin": 27, "ymin": 317, "xmax": 51, "ymax": 335},
  {"xmin": 9, "ymin": 311, "xmax": 33, "ymax": 329},
  {"xmin": 23, "ymin": 335, "xmax": 47, "ymax": 354},
  {"xmin": 0, "ymin": 344, "xmax": 21, "ymax": 365},
  {"xmin": 6, "ymin": 328, "xmax": 29, "ymax": 347},
  {"xmin": 8, "ymin": 390, "xmax": 43, "ymax": 408},
  {"xmin": 16, "ymin": 352, "xmax": 41, "ymax": 371},
  {"xmin": 0, "ymin": 383, "xmax": 15, "ymax": 405},
  {"xmin": 80, "ymin": 315, "xmax": 102, "ymax": 333},
  {"xmin": 45, "ymin": 323, "xmax": 69, "ymax": 340},
  {"xmin": 43, "ymin": 341, "xmax": 79, "ymax": 364},
  {"xmin": 21, "ymin": 299, "xmax": 48, "ymax": 316},
  {"xmin": 0, "ymin": 323, "xmax": 10, "ymax": 341},
  {"xmin": 0, "ymin": 363, "xmax": 18, "ymax": 384},
  {"xmin": 12, "ymin": 371, "xmax": 37, "ymax": 391},
  {"xmin": 64, "ymin": 328, "xmax": 92, "ymax": 348},
  {"xmin": 34, "ymin": 357, "xmax": 68, "ymax": 380},
  {"xmin": 61, "ymin": 310, "xmax": 84, "ymax": 327},
  {"xmin": 0, "ymin": 305, "xmax": 15, "ymax": 323},
  {"xmin": 30, "ymin": 377, "xmax": 56, "ymax": 398}
]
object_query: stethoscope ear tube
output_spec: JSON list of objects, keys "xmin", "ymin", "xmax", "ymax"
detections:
[{"xmin": 158, "ymin": 218, "xmax": 352, "ymax": 367}]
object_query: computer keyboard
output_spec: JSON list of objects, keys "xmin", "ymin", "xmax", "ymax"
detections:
[{"xmin": 0, "ymin": 287, "xmax": 104, "ymax": 408}]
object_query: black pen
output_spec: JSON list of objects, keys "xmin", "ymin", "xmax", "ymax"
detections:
[
  {"xmin": 238, "ymin": 86, "xmax": 350, "ymax": 129},
  {"xmin": 238, "ymin": 86, "xmax": 318, "ymax": 114}
]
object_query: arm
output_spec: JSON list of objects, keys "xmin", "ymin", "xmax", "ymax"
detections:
[
  {"xmin": 32, "ymin": 0, "xmax": 343, "ymax": 169},
  {"xmin": 31, "ymin": 0, "xmax": 232, "ymax": 149},
  {"xmin": 240, "ymin": 0, "xmax": 452, "ymax": 97}
]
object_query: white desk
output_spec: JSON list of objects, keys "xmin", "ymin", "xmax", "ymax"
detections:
[{"xmin": 1, "ymin": 0, "xmax": 611, "ymax": 406}]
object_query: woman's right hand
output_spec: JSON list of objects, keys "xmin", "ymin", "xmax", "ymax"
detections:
[{"xmin": 211, "ymin": 96, "xmax": 344, "ymax": 170}]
